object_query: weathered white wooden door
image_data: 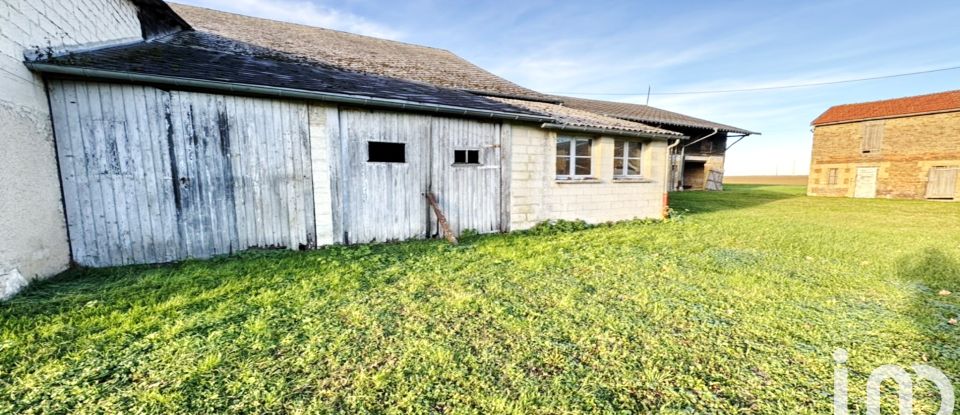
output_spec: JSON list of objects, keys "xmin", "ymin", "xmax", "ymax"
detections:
[
  {"xmin": 430, "ymin": 118, "xmax": 502, "ymax": 237},
  {"xmin": 854, "ymin": 167, "xmax": 878, "ymax": 198},
  {"xmin": 926, "ymin": 167, "xmax": 958, "ymax": 199},
  {"xmin": 339, "ymin": 109, "xmax": 432, "ymax": 244}
]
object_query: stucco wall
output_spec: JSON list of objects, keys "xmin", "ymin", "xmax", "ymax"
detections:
[
  {"xmin": 808, "ymin": 112, "xmax": 960, "ymax": 199},
  {"xmin": 0, "ymin": 0, "xmax": 142, "ymax": 298},
  {"xmin": 508, "ymin": 125, "xmax": 668, "ymax": 230}
]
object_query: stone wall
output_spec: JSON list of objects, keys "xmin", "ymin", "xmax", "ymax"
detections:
[
  {"xmin": 808, "ymin": 112, "xmax": 960, "ymax": 200},
  {"xmin": 508, "ymin": 124, "xmax": 668, "ymax": 231}
]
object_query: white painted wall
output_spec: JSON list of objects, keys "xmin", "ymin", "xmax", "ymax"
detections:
[
  {"xmin": 0, "ymin": 0, "xmax": 142, "ymax": 298},
  {"xmin": 308, "ymin": 104, "xmax": 337, "ymax": 246},
  {"xmin": 508, "ymin": 125, "xmax": 668, "ymax": 230}
]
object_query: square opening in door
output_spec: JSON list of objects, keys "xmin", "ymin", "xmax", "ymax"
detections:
[
  {"xmin": 368, "ymin": 141, "xmax": 405, "ymax": 163},
  {"xmin": 454, "ymin": 149, "xmax": 480, "ymax": 165}
]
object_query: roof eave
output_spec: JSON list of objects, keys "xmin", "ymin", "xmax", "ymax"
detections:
[
  {"xmin": 540, "ymin": 123, "xmax": 686, "ymax": 140},
  {"xmin": 812, "ymin": 108, "xmax": 960, "ymax": 127},
  {"xmin": 609, "ymin": 116, "xmax": 755, "ymax": 135},
  {"xmin": 25, "ymin": 62, "xmax": 554, "ymax": 123}
]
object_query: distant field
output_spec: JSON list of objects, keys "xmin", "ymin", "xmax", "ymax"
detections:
[{"xmin": 724, "ymin": 175, "xmax": 808, "ymax": 185}]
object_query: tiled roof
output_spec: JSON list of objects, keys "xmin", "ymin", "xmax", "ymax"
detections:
[
  {"xmin": 493, "ymin": 98, "xmax": 684, "ymax": 138},
  {"xmin": 555, "ymin": 95, "xmax": 755, "ymax": 134},
  {"xmin": 812, "ymin": 89, "xmax": 960, "ymax": 126},
  {"xmin": 168, "ymin": 3, "xmax": 554, "ymax": 102},
  {"xmin": 29, "ymin": 31, "xmax": 544, "ymax": 118}
]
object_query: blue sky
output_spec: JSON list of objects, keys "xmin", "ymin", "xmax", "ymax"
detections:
[{"xmin": 176, "ymin": 0, "xmax": 960, "ymax": 175}]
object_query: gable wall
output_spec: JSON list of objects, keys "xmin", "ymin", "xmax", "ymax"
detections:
[
  {"xmin": 807, "ymin": 111, "xmax": 960, "ymax": 199},
  {"xmin": 0, "ymin": 0, "xmax": 142, "ymax": 298}
]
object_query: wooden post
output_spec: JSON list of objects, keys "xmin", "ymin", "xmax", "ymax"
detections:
[{"xmin": 425, "ymin": 192, "xmax": 458, "ymax": 245}]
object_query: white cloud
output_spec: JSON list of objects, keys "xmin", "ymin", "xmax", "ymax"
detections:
[{"xmin": 172, "ymin": 0, "xmax": 403, "ymax": 40}]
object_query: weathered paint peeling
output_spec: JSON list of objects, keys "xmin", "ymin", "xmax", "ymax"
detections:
[
  {"xmin": 165, "ymin": 109, "xmax": 182, "ymax": 213},
  {"xmin": 49, "ymin": 80, "xmax": 315, "ymax": 266}
]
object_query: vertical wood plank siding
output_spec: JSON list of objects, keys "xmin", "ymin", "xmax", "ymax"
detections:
[
  {"xmin": 337, "ymin": 109, "xmax": 502, "ymax": 243},
  {"xmin": 430, "ymin": 118, "xmax": 502, "ymax": 236},
  {"xmin": 339, "ymin": 109, "xmax": 432, "ymax": 243},
  {"xmin": 49, "ymin": 80, "xmax": 315, "ymax": 267}
]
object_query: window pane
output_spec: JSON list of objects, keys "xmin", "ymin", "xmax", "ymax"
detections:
[
  {"xmin": 454, "ymin": 150, "xmax": 466, "ymax": 164},
  {"xmin": 575, "ymin": 139, "xmax": 591, "ymax": 156},
  {"xmin": 575, "ymin": 157, "xmax": 591, "ymax": 175},
  {"xmin": 614, "ymin": 140, "xmax": 624, "ymax": 157},
  {"xmin": 556, "ymin": 157, "xmax": 570, "ymax": 176},
  {"xmin": 627, "ymin": 159, "xmax": 641, "ymax": 176},
  {"xmin": 556, "ymin": 138, "xmax": 571, "ymax": 156},
  {"xmin": 627, "ymin": 142, "xmax": 643, "ymax": 158},
  {"xmin": 613, "ymin": 158, "xmax": 623, "ymax": 174},
  {"xmin": 467, "ymin": 150, "xmax": 479, "ymax": 164}
]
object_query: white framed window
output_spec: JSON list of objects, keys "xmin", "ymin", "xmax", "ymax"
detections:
[
  {"xmin": 556, "ymin": 136, "xmax": 592, "ymax": 178},
  {"xmin": 613, "ymin": 139, "xmax": 643, "ymax": 177},
  {"xmin": 828, "ymin": 168, "xmax": 838, "ymax": 185}
]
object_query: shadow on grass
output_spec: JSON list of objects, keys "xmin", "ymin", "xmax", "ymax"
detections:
[
  {"xmin": 897, "ymin": 248, "xmax": 960, "ymax": 290},
  {"xmin": 0, "ymin": 256, "xmax": 262, "ymax": 322},
  {"xmin": 670, "ymin": 184, "xmax": 805, "ymax": 215},
  {"xmin": 0, "ymin": 242, "xmax": 436, "ymax": 322},
  {"xmin": 896, "ymin": 248, "xmax": 960, "ymax": 383}
]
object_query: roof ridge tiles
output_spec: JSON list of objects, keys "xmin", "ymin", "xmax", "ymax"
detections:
[{"xmin": 812, "ymin": 89, "xmax": 960, "ymax": 126}]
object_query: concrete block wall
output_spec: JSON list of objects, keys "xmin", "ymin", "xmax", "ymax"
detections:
[
  {"xmin": 508, "ymin": 124, "xmax": 668, "ymax": 231},
  {"xmin": 808, "ymin": 112, "xmax": 960, "ymax": 199},
  {"xmin": 308, "ymin": 104, "xmax": 337, "ymax": 246},
  {"xmin": 0, "ymin": 0, "xmax": 142, "ymax": 298}
]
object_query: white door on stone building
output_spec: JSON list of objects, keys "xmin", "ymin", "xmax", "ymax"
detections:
[
  {"xmin": 926, "ymin": 167, "xmax": 958, "ymax": 200},
  {"xmin": 854, "ymin": 167, "xmax": 878, "ymax": 198}
]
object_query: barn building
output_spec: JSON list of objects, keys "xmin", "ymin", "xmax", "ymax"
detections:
[
  {"xmin": 165, "ymin": 4, "xmax": 756, "ymax": 191},
  {"xmin": 808, "ymin": 90, "xmax": 960, "ymax": 200},
  {"xmin": 1, "ymin": 0, "xmax": 751, "ymax": 297}
]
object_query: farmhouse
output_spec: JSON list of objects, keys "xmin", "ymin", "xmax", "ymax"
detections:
[
  {"xmin": 808, "ymin": 90, "xmax": 960, "ymax": 200},
  {"xmin": 1, "ymin": 0, "xmax": 751, "ymax": 294}
]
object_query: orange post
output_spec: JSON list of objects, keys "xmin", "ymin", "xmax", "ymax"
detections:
[{"xmin": 662, "ymin": 192, "xmax": 670, "ymax": 219}]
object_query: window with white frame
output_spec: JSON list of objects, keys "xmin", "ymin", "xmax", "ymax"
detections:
[
  {"xmin": 556, "ymin": 136, "xmax": 592, "ymax": 178},
  {"xmin": 613, "ymin": 139, "xmax": 643, "ymax": 177}
]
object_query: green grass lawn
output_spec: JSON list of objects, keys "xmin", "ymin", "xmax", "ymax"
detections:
[{"xmin": 2, "ymin": 185, "xmax": 959, "ymax": 414}]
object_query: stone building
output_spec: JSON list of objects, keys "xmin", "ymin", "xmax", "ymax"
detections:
[{"xmin": 808, "ymin": 90, "xmax": 960, "ymax": 200}]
